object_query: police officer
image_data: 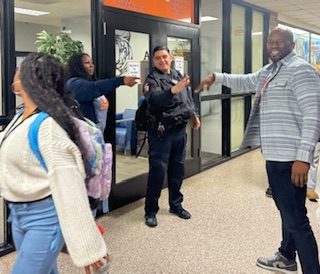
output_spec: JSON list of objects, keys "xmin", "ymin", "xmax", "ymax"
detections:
[{"xmin": 143, "ymin": 46, "xmax": 200, "ymax": 227}]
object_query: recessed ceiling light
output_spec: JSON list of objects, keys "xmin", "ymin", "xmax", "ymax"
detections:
[
  {"xmin": 252, "ymin": 32, "xmax": 263, "ymax": 36},
  {"xmin": 14, "ymin": 7, "xmax": 50, "ymax": 16}
]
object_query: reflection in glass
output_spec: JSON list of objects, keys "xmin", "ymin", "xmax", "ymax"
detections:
[{"xmin": 115, "ymin": 30, "xmax": 150, "ymax": 183}]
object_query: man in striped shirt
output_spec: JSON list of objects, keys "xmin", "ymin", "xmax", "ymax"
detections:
[{"xmin": 196, "ymin": 28, "xmax": 320, "ymax": 274}]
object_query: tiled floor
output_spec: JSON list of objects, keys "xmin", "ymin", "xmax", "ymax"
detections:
[{"xmin": 1, "ymin": 149, "xmax": 320, "ymax": 273}]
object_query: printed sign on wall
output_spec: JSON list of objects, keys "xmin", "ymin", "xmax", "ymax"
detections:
[{"xmin": 104, "ymin": 0, "xmax": 194, "ymax": 23}]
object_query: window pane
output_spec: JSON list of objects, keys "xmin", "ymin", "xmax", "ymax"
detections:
[
  {"xmin": 311, "ymin": 33, "xmax": 320, "ymax": 73},
  {"xmin": 231, "ymin": 5, "xmax": 245, "ymax": 79},
  {"xmin": 200, "ymin": 0, "xmax": 222, "ymax": 164},
  {"xmin": 231, "ymin": 97, "xmax": 244, "ymax": 152},
  {"xmin": 230, "ymin": 5, "xmax": 245, "ymax": 152},
  {"xmin": 200, "ymin": 0, "xmax": 222, "ymax": 96},
  {"xmin": 278, "ymin": 23, "xmax": 310, "ymax": 62},
  {"xmin": 201, "ymin": 100, "xmax": 222, "ymax": 164},
  {"xmin": 14, "ymin": 0, "xmax": 92, "ymax": 107},
  {"xmin": 252, "ymin": 11, "xmax": 264, "ymax": 72}
]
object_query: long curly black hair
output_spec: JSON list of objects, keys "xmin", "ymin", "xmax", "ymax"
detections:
[
  {"xmin": 66, "ymin": 52, "xmax": 96, "ymax": 81},
  {"xmin": 19, "ymin": 52, "xmax": 80, "ymax": 144}
]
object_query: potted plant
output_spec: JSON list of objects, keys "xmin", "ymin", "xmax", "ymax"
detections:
[{"xmin": 35, "ymin": 30, "xmax": 84, "ymax": 65}]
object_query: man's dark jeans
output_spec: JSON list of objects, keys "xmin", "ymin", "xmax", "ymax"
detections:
[{"xmin": 266, "ymin": 161, "xmax": 320, "ymax": 274}]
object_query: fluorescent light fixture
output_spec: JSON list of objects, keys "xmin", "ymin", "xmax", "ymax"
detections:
[
  {"xmin": 179, "ymin": 16, "xmax": 218, "ymax": 23},
  {"xmin": 14, "ymin": 7, "xmax": 50, "ymax": 16},
  {"xmin": 252, "ymin": 32, "xmax": 263, "ymax": 36},
  {"xmin": 201, "ymin": 16, "xmax": 219, "ymax": 22}
]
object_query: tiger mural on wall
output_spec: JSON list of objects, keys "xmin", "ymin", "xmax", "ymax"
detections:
[{"xmin": 115, "ymin": 30, "xmax": 133, "ymax": 76}]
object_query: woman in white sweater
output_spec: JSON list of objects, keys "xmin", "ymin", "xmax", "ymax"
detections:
[{"xmin": 0, "ymin": 53, "xmax": 108, "ymax": 274}]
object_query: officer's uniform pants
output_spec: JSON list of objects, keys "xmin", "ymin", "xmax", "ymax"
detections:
[{"xmin": 145, "ymin": 126, "xmax": 186, "ymax": 217}]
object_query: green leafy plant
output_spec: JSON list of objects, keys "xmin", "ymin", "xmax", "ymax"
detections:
[{"xmin": 35, "ymin": 30, "xmax": 84, "ymax": 65}]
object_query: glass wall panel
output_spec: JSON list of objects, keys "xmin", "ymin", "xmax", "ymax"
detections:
[
  {"xmin": 14, "ymin": 0, "xmax": 92, "ymax": 107},
  {"xmin": 230, "ymin": 5, "xmax": 245, "ymax": 151},
  {"xmin": 231, "ymin": 97, "xmax": 244, "ymax": 152},
  {"xmin": 279, "ymin": 23, "xmax": 310, "ymax": 62},
  {"xmin": 115, "ymin": 30, "xmax": 149, "ymax": 183},
  {"xmin": 201, "ymin": 100, "xmax": 222, "ymax": 163},
  {"xmin": 200, "ymin": 0, "xmax": 222, "ymax": 164},
  {"xmin": 311, "ymin": 33, "xmax": 320, "ymax": 73},
  {"xmin": 252, "ymin": 11, "xmax": 264, "ymax": 72},
  {"xmin": 231, "ymin": 5, "xmax": 245, "ymax": 81}
]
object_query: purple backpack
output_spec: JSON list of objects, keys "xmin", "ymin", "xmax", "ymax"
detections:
[{"xmin": 27, "ymin": 111, "xmax": 112, "ymax": 200}]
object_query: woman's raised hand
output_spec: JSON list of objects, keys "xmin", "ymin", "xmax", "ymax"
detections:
[{"xmin": 124, "ymin": 76, "xmax": 140, "ymax": 87}]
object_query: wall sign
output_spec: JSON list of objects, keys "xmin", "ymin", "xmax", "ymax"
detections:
[{"xmin": 104, "ymin": 0, "xmax": 194, "ymax": 23}]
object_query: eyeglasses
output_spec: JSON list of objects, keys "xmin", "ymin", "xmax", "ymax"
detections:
[{"xmin": 267, "ymin": 40, "xmax": 289, "ymax": 46}]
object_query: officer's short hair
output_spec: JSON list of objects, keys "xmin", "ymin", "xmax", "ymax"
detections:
[{"xmin": 153, "ymin": 46, "xmax": 170, "ymax": 56}]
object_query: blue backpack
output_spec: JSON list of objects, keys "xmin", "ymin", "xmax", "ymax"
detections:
[{"xmin": 23, "ymin": 111, "xmax": 112, "ymax": 201}]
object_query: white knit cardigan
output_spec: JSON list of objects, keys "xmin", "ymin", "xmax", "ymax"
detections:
[{"xmin": 0, "ymin": 114, "xmax": 107, "ymax": 267}]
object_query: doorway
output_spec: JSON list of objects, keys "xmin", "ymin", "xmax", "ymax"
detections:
[{"xmin": 100, "ymin": 10, "xmax": 201, "ymax": 210}]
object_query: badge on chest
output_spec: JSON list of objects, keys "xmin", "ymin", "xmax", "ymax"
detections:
[{"xmin": 171, "ymin": 79, "xmax": 178, "ymax": 85}]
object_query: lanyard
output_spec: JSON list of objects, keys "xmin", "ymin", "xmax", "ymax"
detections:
[
  {"xmin": 0, "ymin": 110, "xmax": 39, "ymax": 149},
  {"xmin": 259, "ymin": 63, "xmax": 283, "ymax": 104}
]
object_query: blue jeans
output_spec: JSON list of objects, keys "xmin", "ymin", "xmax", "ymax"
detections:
[
  {"xmin": 8, "ymin": 196, "xmax": 64, "ymax": 274},
  {"xmin": 266, "ymin": 161, "xmax": 320, "ymax": 274}
]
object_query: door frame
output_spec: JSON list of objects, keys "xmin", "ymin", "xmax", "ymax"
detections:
[{"xmin": 98, "ymin": 8, "xmax": 201, "ymax": 210}]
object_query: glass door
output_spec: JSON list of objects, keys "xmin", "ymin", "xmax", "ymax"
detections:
[{"xmin": 102, "ymin": 9, "xmax": 200, "ymax": 209}]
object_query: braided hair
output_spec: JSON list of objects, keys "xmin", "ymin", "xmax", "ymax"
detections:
[
  {"xmin": 66, "ymin": 52, "xmax": 96, "ymax": 81},
  {"xmin": 19, "ymin": 52, "xmax": 80, "ymax": 144}
]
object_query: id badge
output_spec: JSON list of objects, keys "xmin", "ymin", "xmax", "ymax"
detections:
[{"xmin": 171, "ymin": 79, "xmax": 178, "ymax": 85}]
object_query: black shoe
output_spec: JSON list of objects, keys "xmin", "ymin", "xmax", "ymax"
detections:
[
  {"xmin": 145, "ymin": 215, "xmax": 157, "ymax": 227},
  {"xmin": 169, "ymin": 208, "xmax": 191, "ymax": 219},
  {"xmin": 265, "ymin": 187, "xmax": 272, "ymax": 198}
]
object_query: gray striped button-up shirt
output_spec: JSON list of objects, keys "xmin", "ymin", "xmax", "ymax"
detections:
[{"xmin": 215, "ymin": 51, "xmax": 320, "ymax": 164}]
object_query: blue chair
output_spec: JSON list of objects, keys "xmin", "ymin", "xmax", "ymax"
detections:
[{"xmin": 115, "ymin": 109, "xmax": 137, "ymax": 155}]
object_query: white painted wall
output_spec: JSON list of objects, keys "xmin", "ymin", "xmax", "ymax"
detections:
[{"xmin": 15, "ymin": 22, "xmax": 60, "ymax": 52}]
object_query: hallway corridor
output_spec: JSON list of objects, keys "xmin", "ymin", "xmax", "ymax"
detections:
[{"xmin": 1, "ymin": 149, "xmax": 320, "ymax": 274}]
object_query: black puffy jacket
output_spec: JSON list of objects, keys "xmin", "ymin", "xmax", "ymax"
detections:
[{"xmin": 143, "ymin": 67, "xmax": 196, "ymax": 130}]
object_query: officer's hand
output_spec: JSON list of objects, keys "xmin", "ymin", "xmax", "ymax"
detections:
[
  {"xmin": 194, "ymin": 73, "xmax": 215, "ymax": 93},
  {"xmin": 171, "ymin": 75, "xmax": 190, "ymax": 94},
  {"xmin": 291, "ymin": 160, "xmax": 309, "ymax": 187},
  {"xmin": 124, "ymin": 76, "xmax": 140, "ymax": 87}
]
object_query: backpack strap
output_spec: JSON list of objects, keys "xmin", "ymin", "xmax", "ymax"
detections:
[{"xmin": 28, "ymin": 112, "xmax": 49, "ymax": 171}]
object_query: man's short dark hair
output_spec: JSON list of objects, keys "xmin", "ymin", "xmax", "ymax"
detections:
[{"xmin": 153, "ymin": 46, "xmax": 170, "ymax": 55}]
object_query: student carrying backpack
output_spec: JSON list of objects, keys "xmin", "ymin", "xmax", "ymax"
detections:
[{"xmin": 22, "ymin": 109, "xmax": 112, "ymax": 204}]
